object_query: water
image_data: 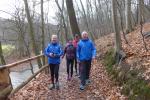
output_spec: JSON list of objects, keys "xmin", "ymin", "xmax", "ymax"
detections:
[{"xmin": 9, "ymin": 65, "xmax": 39, "ymax": 89}]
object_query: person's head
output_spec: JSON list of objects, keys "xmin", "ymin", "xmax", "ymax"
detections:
[
  {"xmin": 81, "ymin": 31, "xmax": 88, "ymax": 39},
  {"xmin": 68, "ymin": 39, "xmax": 73, "ymax": 44},
  {"xmin": 75, "ymin": 34, "xmax": 79, "ymax": 39},
  {"xmin": 74, "ymin": 34, "xmax": 79, "ymax": 41},
  {"xmin": 51, "ymin": 34, "xmax": 58, "ymax": 44}
]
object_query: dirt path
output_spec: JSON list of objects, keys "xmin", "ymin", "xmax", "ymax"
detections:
[{"xmin": 10, "ymin": 56, "xmax": 127, "ymax": 100}]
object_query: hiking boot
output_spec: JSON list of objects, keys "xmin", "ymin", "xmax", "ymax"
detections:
[
  {"xmin": 67, "ymin": 75, "xmax": 71, "ymax": 81},
  {"xmin": 70, "ymin": 76, "xmax": 72, "ymax": 81},
  {"xmin": 75, "ymin": 73, "xmax": 78, "ymax": 76},
  {"xmin": 79, "ymin": 84, "xmax": 85, "ymax": 90},
  {"xmin": 48, "ymin": 84, "xmax": 55, "ymax": 90},
  {"xmin": 85, "ymin": 79, "xmax": 91, "ymax": 85},
  {"xmin": 78, "ymin": 75, "xmax": 80, "ymax": 79},
  {"xmin": 55, "ymin": 82, "xmax": 59, "ymax": 90}
]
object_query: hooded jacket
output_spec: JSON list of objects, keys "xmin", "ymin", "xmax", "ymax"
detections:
[
  {"xmin": 44, "ymin": 43, "xmax": 63, "ymax": 64},
  {"xmin": 77, "ymin": 39, "xmax": 96, "ymax": 61}
]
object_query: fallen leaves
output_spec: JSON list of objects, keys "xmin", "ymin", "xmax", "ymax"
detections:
[
  {"xmin": 9, "ymin": 58, "xmax": 127, "ymax": 100},
  {"xmin": 9, "ymin": 22, "xmax": 150, "ymax": 100}
]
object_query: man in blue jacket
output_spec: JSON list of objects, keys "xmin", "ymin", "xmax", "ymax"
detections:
[
  {"xmin": 77, "ymin": 31, "xmax": 96, "ymax": 90},
  {"xmin": 44, "ymin": 35, "xmax": 63, "ymax": 90}
]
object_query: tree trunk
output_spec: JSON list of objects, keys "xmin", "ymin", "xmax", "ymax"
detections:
[
  {"xmin": 138, "ymin": 0, "xmax": 142, "ymax": 24},
  {"xmin": 85, "ymin": 0, "xmax": 95, "ymax": 40},
  {"xmin": 125, "ymin": 0, "xmax": 132, "ymax": 33},
  {"xmin": 0, "ymin": 41, "xmax": 6, "ymax": 65},
  {"xmin": 0, "ymin": 68, "xmax": 12, "ymax": 99},
  {"xmin": 23, "ymin": 0, "xmax": 42, "ymax": 68},
  {"xmin": 55, "ymin": 0, "xmax": 69, "ymax": 41},
  {"xmin": 41, "ymin": 0, "xmax": 45, "ymax": 65},
  {"xmin": 66, "ymin": 0, "xmax": 81, "ymax": 37},
  {"xmin": 112, "ymin": 0, "xmax": 122, "ymax": 64}
]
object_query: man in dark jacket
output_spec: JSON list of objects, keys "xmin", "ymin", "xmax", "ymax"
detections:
[
  {"xmin": 44, "ymin": 35, "xmax": 63, "ymax": 90},
  {"xmin": 62, "ymin": 39, "xmax": 76, "ymax": 81},
  {"xmin": 77, "ymin": 31, "xmax": 96, "ymax": 90}
]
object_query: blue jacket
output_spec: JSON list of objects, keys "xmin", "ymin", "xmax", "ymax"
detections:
[
  {"xmin": 77, "ymin": 39, "xmax": 96, "ymax": 61},
  {"xmin": 44, "ymin": 43, "xmax": 63, "ymax": 64}
]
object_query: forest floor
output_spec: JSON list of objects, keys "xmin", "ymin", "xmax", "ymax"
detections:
[
  {"xmin": 9, "ymin": 55, "xmax": 127, "ymax": 100},
  {"xmin": 8, "ymin": 23, "xmax": 150, "ymax": 100}
]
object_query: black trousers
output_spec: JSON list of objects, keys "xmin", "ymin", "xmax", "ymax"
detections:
[
  {"xmin": 74, "ymin": 57, "xmax": 78, "ymax": 74},
  {"xmin": 49, "ymin": 64, "xmax": 59, "ymax": 84},
  {"xmin": 66, "ymin": 59, "xmax": 74, "ymax": 77},
  {"xmin": 80, "ymin": 60, "xmax": 92, "ymax": 85}
]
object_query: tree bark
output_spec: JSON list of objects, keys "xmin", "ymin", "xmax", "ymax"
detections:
[
  {"xmin": 112, "ymin": 0, "xmax": 122, "ymax": 63},
  {"xmin": 23, "ymin": 0, "xmax": 42, "ymax": 68},
  {"xmin": 0, "ymin": 41, "xmax": 6, "ymax": 65},
  {"xmin": 41, "ymin": 0, "xmax": 45, "ymax": 65},
  {"xmin": 66, "ymin": 0, "xmax": 81, "ymax": 37},
  {"xmin": 55, "ymin": 0, "xmax": 68, "ymax": 41},
  {"xmin": 125, "ymin": 0, "xmax": 132, "ymax": 33}
]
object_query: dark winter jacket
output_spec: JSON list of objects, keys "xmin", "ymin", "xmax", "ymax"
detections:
[{"xmin": 63, "ymin": 43, "xmax": 76, "ymax": 60}]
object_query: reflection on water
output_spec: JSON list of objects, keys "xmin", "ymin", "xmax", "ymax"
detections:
[{"xmin": 9, "ymin": 65, "xmax": 39, "ymax": 89}]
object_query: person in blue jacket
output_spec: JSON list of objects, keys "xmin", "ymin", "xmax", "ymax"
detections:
[
  {"xmin": 77, "ymin": 31, "xmax": 96, "ymax": 90},
  {"xmin": 44, "ymin": 34, "xmax": 63, "ymax": 90}
]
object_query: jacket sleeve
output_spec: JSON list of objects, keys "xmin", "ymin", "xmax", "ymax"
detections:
[
  {"xmin": 91, "ymin": 42, "xmax": 96, "ymax": 58},
  {"xmin": 62, "ymin": 46, "xmax": 67, "ymax": 58},
  {"xmin": 56, "ymin": 45, "xmax": 63, "ymax": 57},
  {"xmin": 76, "ymin": 43, "xmax": 81, "ymax": 60}
]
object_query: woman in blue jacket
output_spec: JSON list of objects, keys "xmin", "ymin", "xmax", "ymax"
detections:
[
  {"xmin": 77, "ymin": 31, "xmax": 96, "ymax": 90},
  {"xmin": 44, "ymin": 35, "xmax": 63, "ymax": 90}
]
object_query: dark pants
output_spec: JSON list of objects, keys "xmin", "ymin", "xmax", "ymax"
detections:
[
  {"xmin": 66, "ymin": 59, "xmax": 74, "ymax": 77},
  {"xmin": 80, "ymin": 60, "xmax": 91, "ymax": 85},
  {"xmin": 49, "ymin": 64, "xmax": 59, "ymax": 84},
  {"xmin": 74, "ymin": 57, "xmax": 78, "ymax": 74}
]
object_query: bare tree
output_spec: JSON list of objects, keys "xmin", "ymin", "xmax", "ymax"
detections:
[
  {"xmin": 112, "ymin": 0, "xmax": 122, "ymax": 63},
  {"xmin": 41, "ymin": 0, "xmax": 45, "ymax": 65},
  {"xmin": 23, "ymin": 0, "xmax": 42, "ymax": 68},
  {"xmin": 81, "ymin": 0, "xmax": 95, "ymax": 40},
  {"xmin": 117, "ymin": 1, "xmax": 128, "ymax": 44},
  {"xmin": 55, "ymin": 0, "xmax": 69, "ymax": 41},
  {"xmin": 66, "ymin": 0, "xmax": 81, "ymax": 37},
  {"xmin": 0, "ymin": 41, "xmax": 6, "ymax": 65},
  {"xmin": 125, "ymin": 0, "xmax": 132, "ymax": 33}
]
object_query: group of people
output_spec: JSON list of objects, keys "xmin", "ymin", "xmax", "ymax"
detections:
[{"xmin": 44, "ymin": 31, "xmax": 96, "ymax": 90}]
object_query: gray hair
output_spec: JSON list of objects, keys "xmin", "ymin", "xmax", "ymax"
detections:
[
  {"xmin": 51, "ymin": 34, "xmax": 57, "ymax": 39},
  {"xmin": 81, "ymin": 31, "xmax": 88, "ymax": 37}
]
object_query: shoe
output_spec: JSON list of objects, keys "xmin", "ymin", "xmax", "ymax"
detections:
[
  {"xmin": 85, "ymin": 79, "xmax": 91, "ymax": 85},
  {"xmin": 67, "ymin": 76, "xmax": 71, "ymax": 81},
  {"xmin": 79, "ymin": 84, "xmax": 85, "ymax": 90},
  {"xmin": 75, "ymin": 73, "xmax": 78, "ymax": 76},
  {"xmin": 48, "ymin": 84, "xmax": 55, "ymax": 90},
  {"xmin": 55, "ymin": 82, "xmax": 59, "ymax": 90},
  {"xmin": 78, "ymin": 75, "xmax": 80, "ymax": 79},
  {"xmin": 70, "ymin": 77, "xmax": 72, "ymax": 81}
]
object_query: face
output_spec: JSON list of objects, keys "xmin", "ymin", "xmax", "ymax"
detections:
[
  {"xmin": 51, "ymin": 36, "xmax": 58, "ymax": 43},
  {"xmin": 68, "ymin": 40, "xmax": 72, "ymax": 44},
  {"xmin": 82, "ymin": 32, "xmax": 88, "ymax": 39}
]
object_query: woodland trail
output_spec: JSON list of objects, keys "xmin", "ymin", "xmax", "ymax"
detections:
[{"xmin": 10, "ymin": 49, "xmax": 127, "ymax": 100}]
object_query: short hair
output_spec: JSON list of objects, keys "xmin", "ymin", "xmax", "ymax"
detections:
[
  {"xmin": 75, "ymin": 34, "xmax": 79, "ymax": 38},
  {"xmin": 81, "ymin": 31, "xmax": 88, "ymax": 37}
]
